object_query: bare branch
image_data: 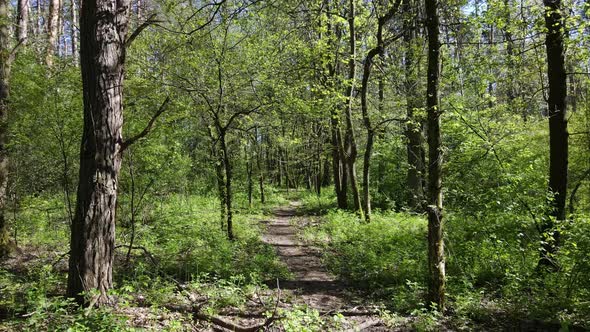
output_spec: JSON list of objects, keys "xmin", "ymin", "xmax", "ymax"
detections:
[
  {"xmin": 120, "ymin": 96, "xmax": 171, "ymax": 153},
  {"xmin": 126, "ymin": 14, "xmax": 161, "ymax": 48}
]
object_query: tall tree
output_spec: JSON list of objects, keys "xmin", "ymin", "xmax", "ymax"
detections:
[
  {"xmin": 360, "ymin": 0, "xmax": 402, "ymax": 222},
  {"xmin": 70, "ymin": 0, "xmax": 79, "ymax": 64},
  {"xmin": 0, "ymin": 0, "xmax": 21, "ymax": 258},
  {"xmin": 344, "ymin": 0, "xmax": 363, "ymax": 216},
  {"xmin": 17, "ymin": 0, "xmax": 29, "ymax": 44},
  {"xmin": 0, "ymin": 0, "xmax": 11, "ymax": 257},
  {"xmin": 425, "ymin": 0, "xmax": 445, "ymax": 311},
  {"xmin": 67, "ymin": 0, "xmax": 131, "ymax": 304},
  {"xmin": 539, "ymin": 0, "xmax": 568, "ymax": 270},
  {"xmin": 404, "ymin": 0, "xmax": 425, "ymax": 210},
  {"xmin": 46, "ymin": 0, "xmax": 59, "ymax": 67},
  {"xmin": 322, "ymin": 0, "xmax": 348, "ymax": 209}
]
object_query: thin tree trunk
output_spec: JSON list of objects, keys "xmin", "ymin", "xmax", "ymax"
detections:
[
  {"xmin": 331, "ymin": 110, "xmax": 347, "ymax": 208},
  {"xmin": 359, "ymin": 1, "xmax": 401, "ymax": 222},
  {"xmin": 216, "ymin": 152, "xmax": 226, "ymax": 231},
  {"xmin": 17, "ymin": 0, "xmax": 29, "ymax": 44},
  {"xmin": 70, "ymin": 0, "xmax": 78, "ymax": 64},
  {"xmin": 246, "ymin": 152, "xmax": 253, "ymax": 208},
  {"xmin": 425, "ymin": 0, "xmax": 445, "ymax": 312},
  {"xmin": 220, "ymin": 131, "xmax": 233, "ymax": 240},
  {"xmin": 504, "ymin": 0, "xmax": 516, "ymax": 103},
  {"xmin": 255, "ymin": 127, "xmax": 265, "ymax": 204},
  {"xmin": 322, "ymin": 157, "xmax": 330, "ymax": 187},
  {"xmin": 0, "ymin": 0, "xmax": 12, "ymax": 257},
  {"xmin": 67, "ymin": 0, "xmax": 130, "ymax": 305},
  {"xmin": 46, "ymin": 0, "xmax": 59, "ymax": 67},
  {"xmin": 35, "ymin": 0, "xmax": 42, "ymax": 37},
  {"xmin": 404, "ymin": 0, "xmax": 425, "ymax": 210},
  {"xmin": 539, "ymin": 0, "xmax": 568, "ymax": 270},
  {"xmin": 125, "ymin": 150, "xmax": 136, "ymax": 265},
  {"xmin": 344, "ymin": 0, "xmax": 362, "ymax": 216}
]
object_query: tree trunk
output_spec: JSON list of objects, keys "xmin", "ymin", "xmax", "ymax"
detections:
[
  {"xmin": 0, "ymin": 0, "xmax": 12, "ymax": 257},
  {"xmin": 425, "ymin": 0, "xmax": 445, "ymax": 312},
  {"xmin": 17, "ymin": 0, "xmax": 29, "ymax": 44},
  {"xmin": 220, "ymin": 131, "xmax": 233, "ymax": 240},
  {"xmin": 67, "ymin": 0, "xmax": 130, "ymax": 305},
  {"xmin": 246, "ymin": 157, "xmax": 253, "ymax": 208},
  {"xmin": 46, "ymin": 0, "xmax": 60, "ymax": 67},
  {"xmin": 322, "ymin": 157, "xmax": 330, "ymax": 187},
  {"xmin": 331, "ymin": 111, "xmax": 347, "ymax": 208},
  {"xmin": 359, "ymin": 2, "xmax": 400, "ymax": 222},
  {"xmin": 255, "ymin": 128, "xmax": 265, "ymax": 204},
  {"xmin": 404, "ymin": 0, "xmax": 425, "ymax": 210},
  {"xmin": 360, "ymin": 46, "xmax": 379, "ymax": 222},
  {"xmin": 539, "ymin": 0, "xmax": 568, "ymax": 270},
  {"xmin": 70, "ymin": 0, "xmax": 78, "ymax": 64},
  {"xmin": 35, "ymin": 0, "xmax": 42, "ymax": 36},
  {"xmin": 344, "ymin": 0, "xmax": 362, "ymax": 216},
  {"xmin": 215, "ymin": 152, "xmax": 227, "ymax": 232}
]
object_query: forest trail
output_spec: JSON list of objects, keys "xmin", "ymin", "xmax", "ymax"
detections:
[{"xmin": 260, "ymin": 201, "xmax": 387, "ymax": 331}]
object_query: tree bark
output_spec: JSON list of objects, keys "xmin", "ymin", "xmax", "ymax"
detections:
[
  {"xmin": 46, "ymin": 0, "xmax": 60, "ymax": 67},
  {"xmin": 425, "ymin": 0, "xmax": 445, "ymax": 311},
  {"xmin": 404, "ymin": 0, "xmax": 425, "ymax": 210},
  {"xmin": 360, "ymin": 1, "xmax": 401, "ymax": 222},
  {"xmin": 0, "ymin": 0, "xmax": 12, "ymax": 257},
  {"xmin": 67, "ymin": 0, "xmax": 130, "ymax": 305},
  {"xmin": 255, "ymin": 127, "xmax": 265, "ymax": 204},
  {"xmin": 331, "ymin": 109, "xmax": 347, "ymax": 208},
  {"xmin": 344, "ymin": 0, "xmax": 362, "ymax": 216},
  {"xmin": 216, "ymin": 151, "xmax": 227, "ymax": 232},
  {"xmin": 219, "ymin": 130, "xmax": 233, "ymax": 240},
  {"xmin": 246, "ymin": 153, "xmax": 253, "ymax": 208},
  {"xmin": 538, "ymin": 0, "xmax": 568, "ymax": 270},
  {"xmin": 70, "ymin": 0, "xmax": 78, "ymax": 64},
  {"xmin": 17, "ymin": 0, "xmax": 29, "ymax": 44}
]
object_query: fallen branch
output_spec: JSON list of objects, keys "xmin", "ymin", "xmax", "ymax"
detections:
[
  {"xmin": 51, "ymin": 250, "xmax": 71, "ymax": 268},
  {"xmin": 193, "ymin": 312, "xmax": 275, "ymax": 332},
  {"xmin": 114, "ymin": 244, "xmax": 158, "ymax": 266},
  {"xmin": 185, "ymin": 281, "xmax": 281, "ymax": 332},
  {"xmin": 344, "ymin": 318, "xmax": 382, "ymax": 332}
]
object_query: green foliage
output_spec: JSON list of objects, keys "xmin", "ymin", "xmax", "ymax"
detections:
[
  {"xmin": 304, "ymin": 209, "xmax": 427, "ymax": 306},
  {"xmin": 120, "ymin": 194, "xmax": 289, "ymax": 283},
  {"xmin": 304, "ymin": 204, "xmax": 590, "ymax": 327},
  {"xmin": 278, "ymin": 306, "xmax": 345, "ymax": 332},
  {"xmin": 0, "ymin": 266, "xmax": 126, "ymax": 331}
]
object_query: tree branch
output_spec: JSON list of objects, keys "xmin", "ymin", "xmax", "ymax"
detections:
[
  {"xmin": 126, "ymin": 14, "xmax": 161, "ymax": 48},
  {"xmin": 120, "ymin": 96, "xmax": 171, "ymax": 153}
]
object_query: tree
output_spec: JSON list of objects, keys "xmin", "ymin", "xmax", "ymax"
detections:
[
  {"xmin": 539, "ymin": 0, "xmax": 568, "ymax": 270},
  {"xmin": 0, "ymin": 0, "xmax": 21, "ymax": 258},
  {"xmin": 403, "ymin": 0, "xmax": 425, "ymax": 210},
  {"xmin": 360, "ymin": 0, "xmax": 402, "ymax": 222},
  {"xmin": 67, "ymin": 0, "xmax": 131, "ymax": 305},
  {"xmin": 70, "ymin": 0, "xmax": 79, "ymax": 64},
  {"xmin": 17, "ymin": 0, "xmax": 29, "ymax": 45},
  {"xmin": 425, "ymin": 0, "xmax": 445, "ymax": 311},
  {"xmin": 46, "ymin": 0, "xmax": 60, "ymax": 67},
  {"xmin": 343, "ymin": 0, "xmax": 363, "ymax": 216}
]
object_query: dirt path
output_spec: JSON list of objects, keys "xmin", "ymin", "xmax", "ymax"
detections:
[{"xmin": 261, "ymin": 202, "xmax": 387, "ymax": 331}]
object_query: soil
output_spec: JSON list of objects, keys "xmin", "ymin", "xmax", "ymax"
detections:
[{"xmin": 259, "ymin": 202, "xmax": 390, "ymax": 331}]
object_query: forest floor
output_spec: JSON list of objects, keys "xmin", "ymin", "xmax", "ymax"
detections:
[{"xmin": 258, "ymin": 201, "xmax": 389, "ymax": 331}]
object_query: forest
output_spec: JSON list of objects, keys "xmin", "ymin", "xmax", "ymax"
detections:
[{"xmin": 0, "ymin": 0, "xmax": 589, "ymax": 330}]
